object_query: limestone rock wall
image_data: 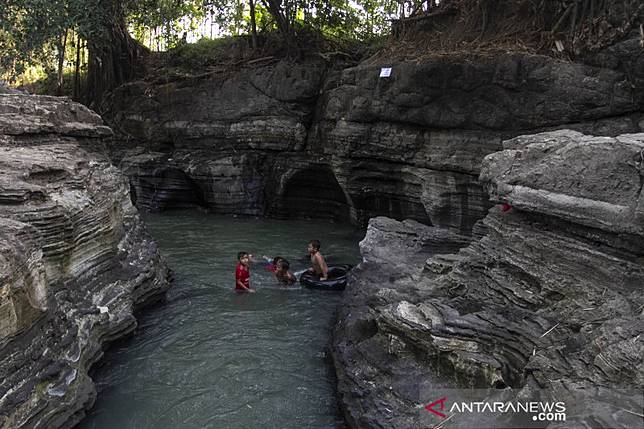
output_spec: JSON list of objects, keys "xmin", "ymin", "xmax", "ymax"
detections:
[
  {"xmin": 0, "ymin": 94, "xmax": 171, "ymax": 428},
  {"xmin": 332, "ymin": 130, "xmax": 644, "ymax": 428},
  {"xmin": 105, "ymin": 44, "xmax": 644, "ymax": 234}
]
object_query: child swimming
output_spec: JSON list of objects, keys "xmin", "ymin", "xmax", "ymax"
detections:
[
  {"xmin": 261, "ymin": 255, "xmax": 283, "ymax": 273},
  {"xmin": 235, "ymin": 252, "xmax": 256, "ymax": 293},
  {"xmin": 275, "ymin": 259, "xmax": 296, "ymax": 285}
]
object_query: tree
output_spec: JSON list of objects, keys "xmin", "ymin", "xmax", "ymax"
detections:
[
  {"xmin": 0, "ymin": 0, "xmax": 148, "ymax": 102},
  {"xmin": 84, "ymin": 0, "xmax": 149, "ymax": 105},
  {"xmin": 0, "ymin": 0, "xmax": 70, "ymax": 83},
  {"xmin": 249, "ymin": 0, "xmax": 258, "ymax": 47},
  {"xmin": 0, "ymin": 0, "xmax": 402, "ymax": 98}
]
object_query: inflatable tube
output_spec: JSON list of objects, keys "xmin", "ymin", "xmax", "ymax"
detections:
[{"xmin": 300, "ymin": 264, "xmax": 353, "ymax": 291}]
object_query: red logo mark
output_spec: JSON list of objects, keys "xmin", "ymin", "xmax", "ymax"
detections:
[{"xmin": 425, "ymin": 397, "xmax": 447, "ymax": 418}]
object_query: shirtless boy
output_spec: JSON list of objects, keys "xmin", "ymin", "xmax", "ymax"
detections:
[
  {"xmin": 307, "ymin": 239, "xmax": 328, "ymax": 281},
  {"xmin": 275, "ymin": 259, "xmax": 296, "ymax": 285}
]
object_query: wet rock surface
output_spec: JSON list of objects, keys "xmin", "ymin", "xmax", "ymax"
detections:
[
  {"xmin": 332, "ymin": 130, "xmax": 644, "ymax": 428},
  {"xmin": 105, "ymin": 41, "xmax": 644, "ymax": 234},
  {"xmin": 0, "ymin": 94, "xmax": 170, "ymax": 428}
]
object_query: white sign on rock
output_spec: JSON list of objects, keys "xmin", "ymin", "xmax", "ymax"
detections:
[{"xmin": 379, "ymin": 67, "xmax": 392, "ymax": 78}]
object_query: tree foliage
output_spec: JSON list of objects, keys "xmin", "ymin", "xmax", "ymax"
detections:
[
  {"xmin": 0, "ymin": 0, "xmax": 399, "ymax": 85},
  {"xmin": 7, "ymin": 0, "xmax": 636, "ymax": 101}
]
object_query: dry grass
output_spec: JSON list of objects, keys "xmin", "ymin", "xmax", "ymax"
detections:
[{"xmin": 373, "ymin": 0, "xmax": 643, "ymax": 63}]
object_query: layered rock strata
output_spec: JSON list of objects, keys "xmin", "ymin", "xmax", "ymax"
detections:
[
  {"xmin": 332, "ymin": 130, "xmax": 644, "ymax": 428},
  {"xmin": 0, "ymin": 94, "xmax": 171, "ymax": 428},
  {"xmin": 106, "ymin": 39, "xmax": 644, "ymax": 234}
]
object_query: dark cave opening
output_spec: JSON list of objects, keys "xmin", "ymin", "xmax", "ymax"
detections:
[
  {"xmin": 352, "ymin": 192, "xmax": 430, "ymax": 226},
  {"xmin": 273, "ymin": 166, "xmax": 351, "ymax": 222},
  {"xmin": 130, "ymin": 168, "xmax": 206, "ymax": 212}
]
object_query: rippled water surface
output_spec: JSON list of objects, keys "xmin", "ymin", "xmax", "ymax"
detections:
[{"xmin": 79, "ymin": 211, "xmax": 363, "ymax": 429}]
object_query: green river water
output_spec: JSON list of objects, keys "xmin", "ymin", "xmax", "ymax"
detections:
[{"xmin": 78, "ymin": 211, "xmax": 363, "ymax": 429}]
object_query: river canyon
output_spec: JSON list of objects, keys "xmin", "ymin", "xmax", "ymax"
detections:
[{"xmin": 0, "ymin": 25, "xmax": 643, "ymax": 429}]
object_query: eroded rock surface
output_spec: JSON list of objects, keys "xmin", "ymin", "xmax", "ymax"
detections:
[
  {"xmin": 105, "ymin": 41, "xmax": 644, "ymax": 234},
  {"xmin": 0, "ymin": 94, "xmax": 170, "ymax": 428},
  {"xmin": 332, "ymin": 130, "xmax": 644, "ymax": 428}
]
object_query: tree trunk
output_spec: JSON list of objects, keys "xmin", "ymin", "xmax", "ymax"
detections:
[
  {"xmin": 86, "ymin": 0, "xmax": 149, "ymax": 106},
  {"xmin": 73, "ymin": 31, "xmax": 81, "ymax": 100},
  {"xmin": 249, "ymin": 0, "xmax": 258, "ymax": 48},
  {"xmin": 569, "ymin": 0, "xmax": 578, "ymax": 40},
  {"xmin": 261, "ymin": 0, "xmax": 292, "ymax": 41},
  {"xmin": 165, "ymin": 20, "xmax": 172, "ymax": 49},
  {"xmin": 56, "ymin": 29, "xmax": 68, "ymax": 96}
]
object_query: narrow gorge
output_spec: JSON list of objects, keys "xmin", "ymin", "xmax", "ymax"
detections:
[
  {"xmin": 103, "ymin": 30, "xmax": 643, "ymax": 427},
  {"xmin": 0, "ymin": 19, "xmax": 643, "ymax": 429}
]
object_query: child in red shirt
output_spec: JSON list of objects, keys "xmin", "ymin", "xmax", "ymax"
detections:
[{"xmin": 235, "ymin": 252, "xmax": 256, "ymax": 293}]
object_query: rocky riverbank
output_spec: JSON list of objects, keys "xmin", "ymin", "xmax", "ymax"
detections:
[
  {"xmin": 0, "ymin": 94, "xmax": 171, "ymax": 428},
  {"xmin": 332, "ymin": 130, "xmax": 644, "ymax": 428},
  {"xmin": 104, "ymin": 32, "xmax": 644, "ymax": 234}
]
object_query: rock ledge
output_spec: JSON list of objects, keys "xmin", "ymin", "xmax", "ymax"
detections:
[{"xmin": 333, "ymin": 130, "xmax": 644, "ymax": 429}]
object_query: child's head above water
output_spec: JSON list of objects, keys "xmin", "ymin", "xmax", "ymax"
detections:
[
  {"xmin": 272, "ymin": 256, "xmax": 284, "ymax": 266},
  {"xmin": 279, "ymin": 260, "xmax": 290, "ymax": 271},
  {"xmin": 237, "ymin": 252, "xmax": 249, "ymax": 265},
  {"xmin": 308, "ymin": 239, "xmax": 321, "ymax": 253}
]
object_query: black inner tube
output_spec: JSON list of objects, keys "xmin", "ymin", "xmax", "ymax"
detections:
[{"xmin": 300, "ymin": 264, "xmax": 353, "ymax": 291}]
